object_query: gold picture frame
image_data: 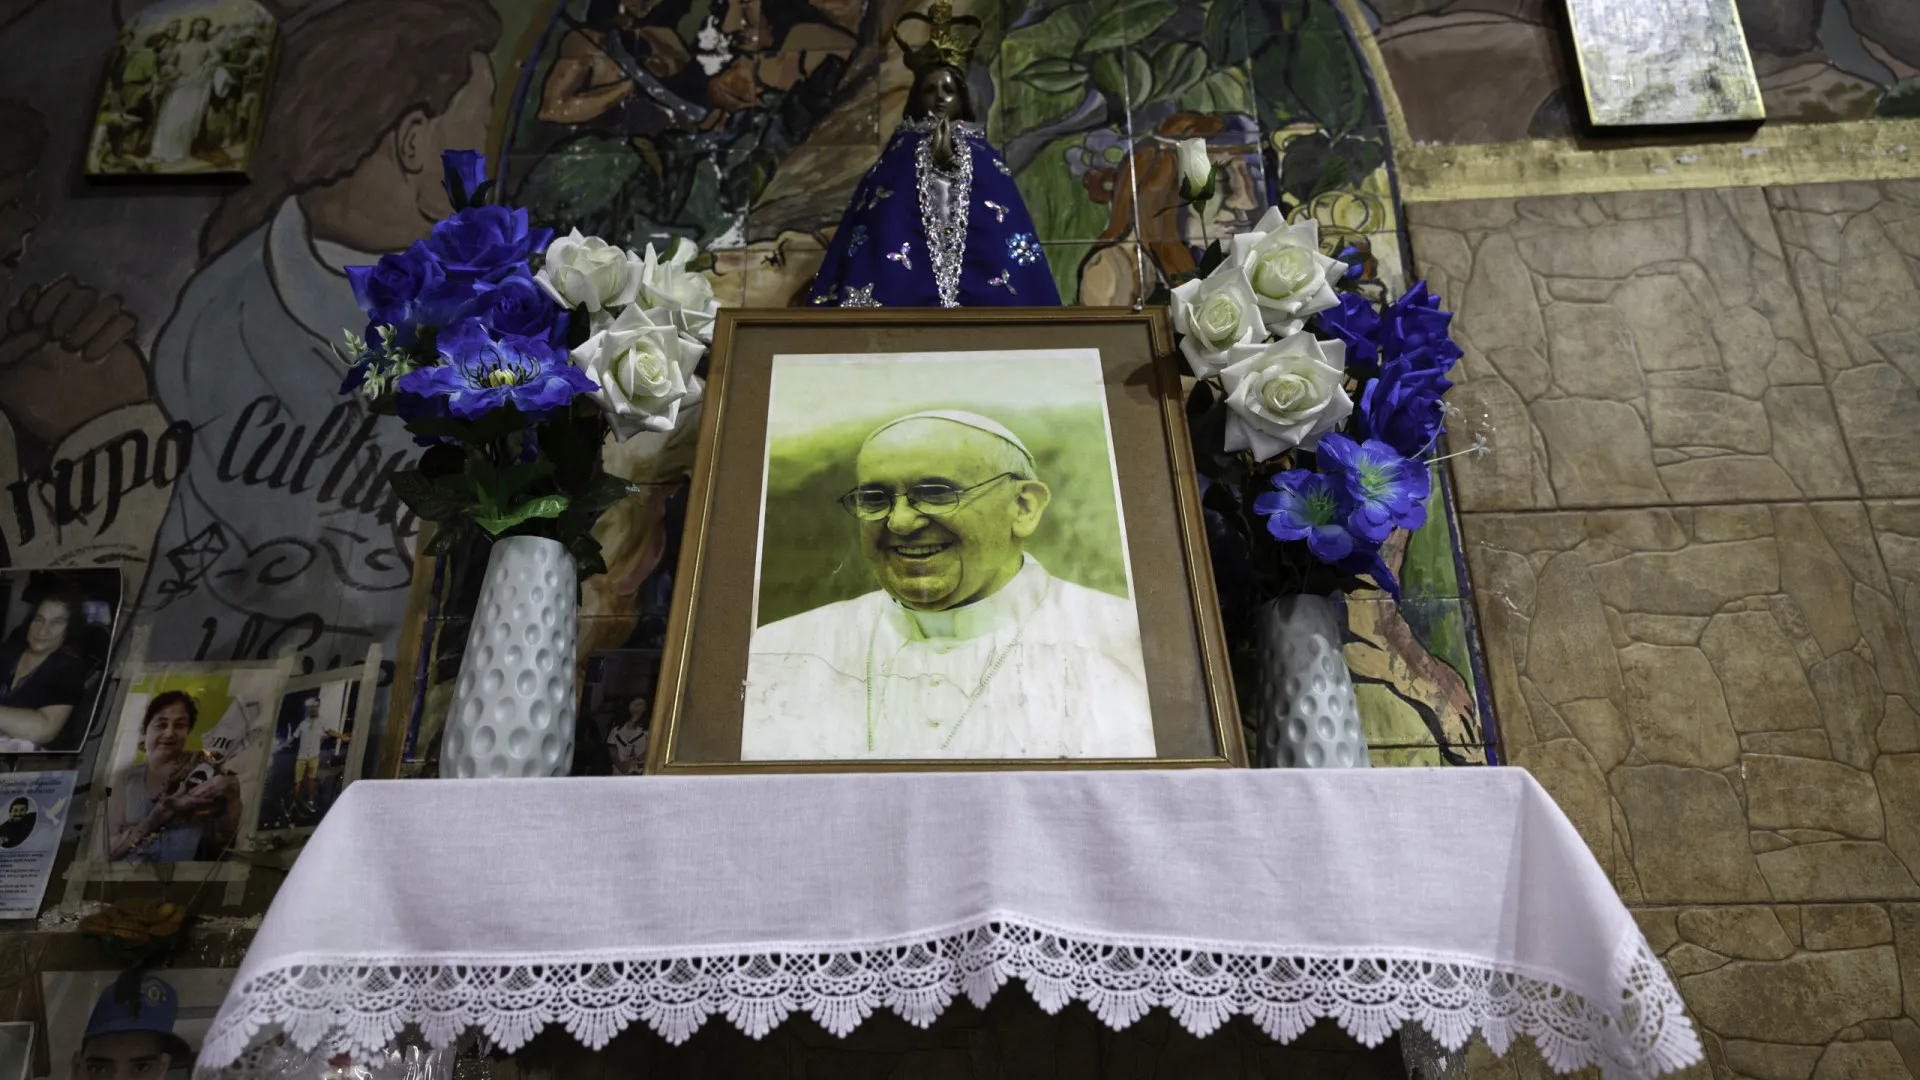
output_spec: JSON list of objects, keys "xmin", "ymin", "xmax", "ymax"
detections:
[{"xmin": 646, "ymin": 307, "xmax": 1245, "ymax": 774}]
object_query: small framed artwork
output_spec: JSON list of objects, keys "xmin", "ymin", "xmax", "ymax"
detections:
[
  {"xmin": 0, "ymin": 567, "xmax": 122, "ymax": 753},
  {"xmin": 1566, "ymin": 0, "xmax": 1764, "ymax": 127},
  {"xmin": 86, "ymin": 0, "xmax": 278, "ymax": 178},
  {"xmin": 252, "ymin": 653, "xmax": 378, "ymax": 840},
  {"xmin": 647, "ymin": 308, "xmax": 1245, "ymax": 772},
  {"xmin": 86, "ymin": 660, "xmax": 290, "ymax": 880}
]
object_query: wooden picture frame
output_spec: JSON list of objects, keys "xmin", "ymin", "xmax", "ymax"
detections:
[{"xmin": 646, "ymin": 307, "xmax": 1245, "ymax": 773}]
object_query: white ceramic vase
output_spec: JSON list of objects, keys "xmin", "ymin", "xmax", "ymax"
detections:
[
  {"xmin": 441, "ymin": 535, "xmax": 578, "ymax": 778},
  {"xmin": 1252, "ymin": 593, "xmax": 1370, "ymax": 769}
]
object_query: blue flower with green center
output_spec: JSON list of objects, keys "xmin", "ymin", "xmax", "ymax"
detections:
[
  {"xmin": 1315, "ymin": 433, "xmax": 1431, "ymax": 542},
  {"xmin": 1253, "ymin": 469, "xmax": 1360, "ymax": 563}
]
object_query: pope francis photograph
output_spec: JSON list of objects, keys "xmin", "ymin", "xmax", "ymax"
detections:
[{"xmin": 742, "ymin": 403, "xmax": 1156, "ymax": 760}]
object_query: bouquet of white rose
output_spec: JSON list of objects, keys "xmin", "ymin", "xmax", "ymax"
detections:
[
  {"xmin": 1166, "ymin": 140, "xmax": 1464, "ymax": 608},
  {"xmin": 335, "ymin": 151, "xmax": 719, "ymax": 576}
]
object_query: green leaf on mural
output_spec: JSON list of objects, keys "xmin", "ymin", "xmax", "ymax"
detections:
[
  {"xmin": 1079, "ymin": 0, "xmax": 1177, "ymax": 53},
  {"xmin": 1151, "ymin": 41, "xmax": 1208, "ymax": 105},
  {"xmin": 1090, "ymin": 52, "xmax": 1126, "ymax": 100},
  {"xmin": 1284, "ymin": 2, "xmax": 1367, "ymax": 136},
  {"xmin": 1202, "ymin": 0, "xmax": 1250, "ymax": 68},
  {"xmin": 995, "ymin": 5, "xmax": 1096, "ymax": 138},
  {"xmin": 1014, "ymin": 56, "xmax": 1091, "ymax": 96},
  {"xmin": 388, "ymin": 469, "xmax": 463, "ymax": 524},
  {"xmin": 1180, "ymin": 68, "xmax": 1254, "ymax": 116}
]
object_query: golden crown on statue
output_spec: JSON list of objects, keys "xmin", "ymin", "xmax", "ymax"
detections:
[{"xmin": 893, "ymin": 0, "xmax": 982, "ymax": 74}]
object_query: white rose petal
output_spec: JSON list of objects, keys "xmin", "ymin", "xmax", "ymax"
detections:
[
  {"xmin": 1169, "ymin": 266, "xmax": 1262, "ymax": 378},
  {"xmin": 1175, "ymin": 137, "xmax": 1213, "ymax": 197},
  {"xmin": 640, "ymin": 241, "xmax": 723, "ymax": 343},
  {"xmin": 569, "ymin": 304, "xmax": 707, "ymax": 437},
  {"xmin": 1227, "ymin": 208, "xmax": 1347, "ymax": 335},
  {"xmin": 1217, "ymin": 334, "xmax": 1352, "ymax": 460},
  {"xmin": 536, "ymin": 228, "xmax": 644, "ymax": 313}
]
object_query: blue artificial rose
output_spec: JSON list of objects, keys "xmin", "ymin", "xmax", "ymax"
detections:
[
  {"xmin": 423, "ymin": 205, "xmax": 552, "ymax": 284},
  {"xmin": 1314, "ymin": 433, "xmax": 1431, "ymax": 542},
  {"xmin": 1253, "ymin": 468, "xmax": 1361, "ymax": 563},
  {"xmin": 1377, "ymin": 282, "xmax": 1461, "ymax": 371},
  {"xmin": 442, "ymin": 149, "xmax": 490, "ymax": 210},
  {"xmin": 1357, "ymin": 355, "xmax": 1453, "ymax": 459},
  {"xmin": 345, "ymin": 241, "xmax": 446, "ymax": 331},
  {"xmin": 1314, "ymin": 292, "xmax": 1381, "ymax": 375},
  {"xmin": 394, "ymin": 318, "xmax": 596, "ymax": 425},
  {"xmin": 463, "ymin": 269, "xmax": 568, "ymax": 346}
]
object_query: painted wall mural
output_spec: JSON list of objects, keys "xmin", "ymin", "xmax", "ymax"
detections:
[{"xmin": 0, "ymin": 0, "xmax": 1488, "ymax": 775}]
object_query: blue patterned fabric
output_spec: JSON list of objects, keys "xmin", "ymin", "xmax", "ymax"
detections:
[{"xmin": 807, "ymin": 124, "xmax": 1060, "ymax": 308}]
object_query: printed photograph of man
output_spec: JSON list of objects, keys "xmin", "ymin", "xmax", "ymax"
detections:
[
  {"xmin": 0, "ymin": 569, "xmax": 121, "ymax": 754},
  {"xmin": 0, "ymin": 798, "xmax": 33, "ymax": 850},
  {"xmin": 743, "ymin": 351, "xmax": 1155, "ymax": 760},
  {"xmin": 256, "ymin": 676, "xmax": 358, "ymax": 831},
  {"xmin": 43, "ymin": 969, "xmax": 237, "ymax": 1080},
  {"xmin": 68, "ymin": 975, "xmax": 193, "ymax": 1079}
]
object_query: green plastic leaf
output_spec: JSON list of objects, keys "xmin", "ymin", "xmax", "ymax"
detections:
[
  {"xmin": 495, "ymin": 460, "xmax": 556, "ymax": 503},
  {"xmin": 1150, "ymin": 41, "xmax": 1207, "ymax": 105},
  {"xmin": 388, "ymin": 469, "xmax": 463, "ymax": 523},
  {"xmin": 1079, "ymin": 0, "xmax": 1176, "ymax": 53},
  {"xmin": 1013, "ymin": 56, "xmax": 1090, "ymax": 95},
  {"xmin": 474, "ymin": 494, "xmax": 571, "ymax": 537}
]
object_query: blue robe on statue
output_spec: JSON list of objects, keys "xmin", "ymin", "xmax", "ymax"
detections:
[{"xmin": 808, "ymin": 118, "xmax": 1060, "ymax": 308}]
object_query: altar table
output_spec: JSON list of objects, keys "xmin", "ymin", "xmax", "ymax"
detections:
[{"xmin": 197, "ymin": 768, "xmax": 1699, "ymax": 1079}]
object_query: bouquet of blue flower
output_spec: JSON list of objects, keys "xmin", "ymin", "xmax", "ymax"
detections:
[
  {"xmin": 335, "ymin": 151, "xmax": 718, "ymax": 576},
  {"xmin": 1167, "ymin": 205, "xmax": 1462, "ymax": 605}
]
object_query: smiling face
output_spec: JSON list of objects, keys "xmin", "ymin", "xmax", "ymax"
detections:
[
  {"xmin": 26, "ymin": 598, "xmax": 71, "ymax": 655},
  {"xmin": 853, "ymin": 419, "xmax": 1049, "ymax": 611},
  {"xmin": 142, "ymin": 702, "xmax": 193, "ymax": 763},
  {"xmin": 908, "ymin": 66, "xmax": 967, "ymax": 122}
]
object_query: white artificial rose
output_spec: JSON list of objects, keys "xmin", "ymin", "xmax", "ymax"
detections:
[
  {"xmin": 1228, "ymin": 208, "xmax": 1345, "ymax": 335},
  {"xmin": 535, "ymin": 229, "xmax": 644, "ymax": 313},
  {"xmin": 569, "ymin": 304, "xmax": 707, "ymax": 438},
  {"xmin": 1218, "ymin": 333, "xmax": 1353, "ymax": 460},
  {"xmin": 1169, "ymin": 266, "xmax": 1262, "ymax": 378},
  {"xmin": 1175, "ymin": 137, "xmax": 1213, "ymax": 200},
  {"xmin": 640, "ymin": 240, "xmax": 722, "ymax": 343}
]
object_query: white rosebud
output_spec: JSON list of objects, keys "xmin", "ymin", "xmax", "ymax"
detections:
[
  {"xmin": 1169, "ymin": 266, "xmax": 1262, "ymax": 378},
  {"xmin": 569, "ymin": 304, "xmax": 707, "ymax": 438},
  {"xmin": 535, "ymin": 228, "xmax": 645, "ymax": 313},
  {"xmin": 639, "ymin": 240, "xmax": 722, "ymax": 343},
  {"xmin": 1228, "ymin": 208, "xmax": 1346, "ymax": 335},
  {"xmin": 1175, "ymin": 137, "xmax": 1214, "ymax": 203},
  {"xmin": 1218, "ymin": 333, "xmax": 1353, "ymax": 460}
]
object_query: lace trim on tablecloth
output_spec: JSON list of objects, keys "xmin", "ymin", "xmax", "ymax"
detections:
[{"xmin": 195, "ymin": 918, "xmax": 1699, "ymax": 1080}]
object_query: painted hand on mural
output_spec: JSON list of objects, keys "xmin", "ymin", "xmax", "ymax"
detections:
[{"xmin": 0, "ymin": 277, "xmax": 149, "ymax": 449}]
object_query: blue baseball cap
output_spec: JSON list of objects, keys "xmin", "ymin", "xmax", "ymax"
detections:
[{"xmin": 81, "ymin": 975, "xmax": 193, "ymax": 1063}]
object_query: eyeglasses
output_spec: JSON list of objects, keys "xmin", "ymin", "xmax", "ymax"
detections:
[{"xmin": 838, "ymin": 473, "xmax": 1018, "ymax": 520}]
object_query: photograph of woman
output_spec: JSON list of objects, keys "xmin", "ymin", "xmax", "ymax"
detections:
[
  {"xmin": 105, "ymin": 690, "xmax": 243, "ymax": 862},
  {"xmin": 0, "ymin": 569, "xmax": 120, "ymax": 754}
]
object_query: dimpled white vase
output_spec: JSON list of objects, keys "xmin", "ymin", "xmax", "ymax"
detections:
[
  {"xmin": 1253, "ymin": 593, "xmax": 1370, "ymax": 769},
  {"xmin": 441, "ymin": 536, "xmax": 578, "ymax": 778}
]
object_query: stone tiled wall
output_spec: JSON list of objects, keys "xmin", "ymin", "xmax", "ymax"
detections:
[{"xmin": 1413, "ymin": 182, "xmax": 1920, "ymax": 1080}]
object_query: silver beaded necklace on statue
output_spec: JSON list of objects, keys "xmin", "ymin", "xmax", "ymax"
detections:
[{"xmin": 863, "ymin": 577, "xmax": 1048, "ymax": 752}]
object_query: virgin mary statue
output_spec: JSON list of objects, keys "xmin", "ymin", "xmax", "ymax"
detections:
[{"xmin": 807, "ymin": 0, "xmax": 1059, "ymax": 308}]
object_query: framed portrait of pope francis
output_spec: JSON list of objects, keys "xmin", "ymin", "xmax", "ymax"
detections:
[{"xmin": 648, "ymin": 308, "xmax": 1245, "ymax": 772}]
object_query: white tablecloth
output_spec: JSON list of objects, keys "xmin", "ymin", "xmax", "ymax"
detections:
[{"xmin": 198, "ymin": 769, "xmax": 1699, "ymax": 1079}]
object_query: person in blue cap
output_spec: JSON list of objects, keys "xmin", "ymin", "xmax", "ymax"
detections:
[{"xmin": 70, "ymin": 974, "xmax": 192, "ymax": 1079}]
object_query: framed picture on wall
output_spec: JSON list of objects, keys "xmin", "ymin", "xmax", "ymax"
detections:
[
  {"xmin": 85, "ymin": 0, "xmax": 278, "ymax": 178},
  {"xmin": 647, "ymin": 308, "xmax": 1245, "ymax": 773},
  {"xmin": 0, "ymin": 567, "xmax": 122, "ymax": 754}
]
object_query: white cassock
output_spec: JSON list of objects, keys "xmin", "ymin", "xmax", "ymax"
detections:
[{"xmin": 743, "ymin": 556, "xmax": 1156, "ymax": 759}]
